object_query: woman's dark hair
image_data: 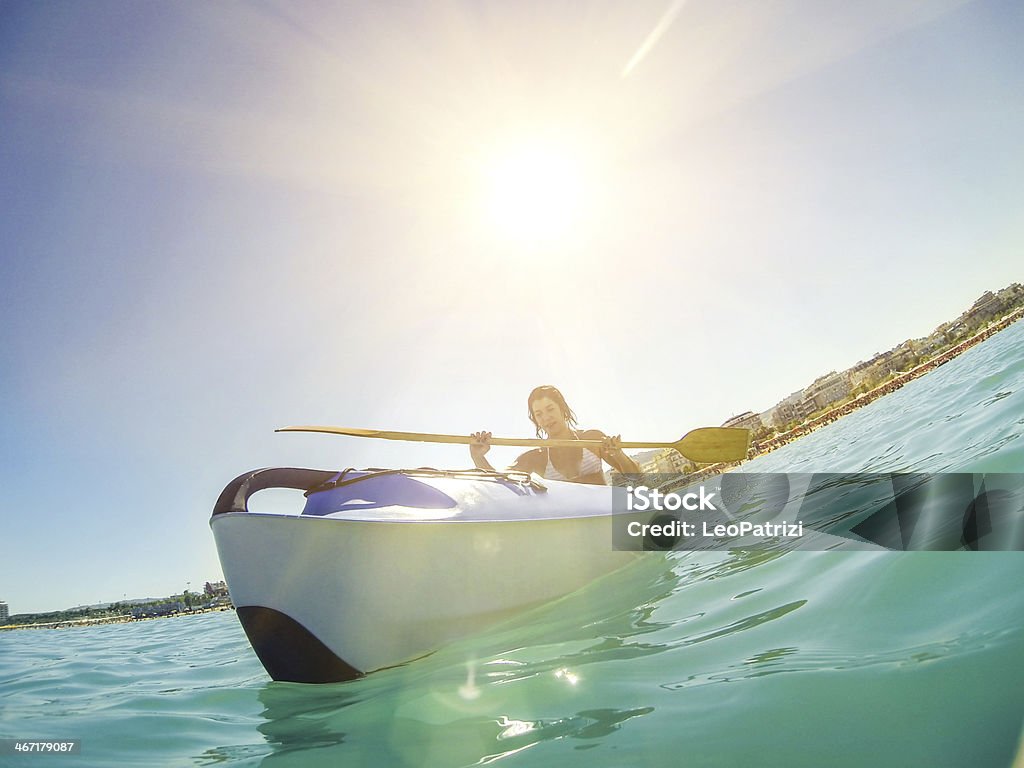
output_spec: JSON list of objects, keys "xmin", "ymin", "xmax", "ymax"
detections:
[{"xmin": 527, "ymin": 385, "xmax": 578, "ymax": 437}]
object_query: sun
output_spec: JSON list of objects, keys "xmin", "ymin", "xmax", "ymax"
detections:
[{"xmin": 479, "ymin": 136, "xmax": 593, "ymax": 247}]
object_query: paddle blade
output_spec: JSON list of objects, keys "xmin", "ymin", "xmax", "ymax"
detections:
[{"xmin": 674, "ymin": 427, "xmax": 751, "ymax": 463}]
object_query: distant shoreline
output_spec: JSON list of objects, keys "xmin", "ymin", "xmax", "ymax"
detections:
[
  {"xmin": 668, "ymin": 306, "xmax": 1024, "ymax": 487},
  {"xmin": 0, "ymin": 606, "xmax": 233, "ymax": 632},
  {"xmin": 751, "ymin": 306, "xmax": 1024, "ymax": 457}
]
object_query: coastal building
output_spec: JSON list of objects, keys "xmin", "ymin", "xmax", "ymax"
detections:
[
  {"xmin": 768, "ymin": 391, "xmax": 802, "ymax": 428},
  {"xmin": 770, "ymin": 403, "xmax": 792, "ymax": 427},
  {"xmin": 848, "ymin": 354, "xmax": 887, "ymax": 388},
  {"xmin": 0, "ymin": 601, "xmax": 8, "ymax": 623},
  {"xmin": 919, "ymin": 332, "xmax": 947, "ymax": 357},
  {"xmin": 805, "ymin": 371, "xmax": 851, "ymax": 411},
  {"xmin": 772, "ymin": 393, "xmax": 817, "ymax": 427},
  {"xmin": 946, "ymin": 288, "xmax": 1020, "ymax": 341},
  {"xmin": 888, "ymin": 340, "xmax": 923, "ymax": 372},
  {"xmin": 638, "ymin": 449, "xmax": 687, "ymax": 474},
  {"xmin": 204, "ymin": 581, "xmax": 229, "ymax": 598},
  {"xmin": 963, "ymin": 291, "xmax": 1001, "ymax": 325},
  {"xmin": 722, "ymin": 412, "xmax": 763, "ymax": 432},
  {"xmin": 996, "ymin": 283, "xmax": 1024, "ymax": 309}
]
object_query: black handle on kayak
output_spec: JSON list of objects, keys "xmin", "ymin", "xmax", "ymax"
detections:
[{"xmin": 211, "ymin": 468, "xmax": 338, "ymax": 516}]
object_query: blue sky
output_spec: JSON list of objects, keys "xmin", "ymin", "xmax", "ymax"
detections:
[{"xmin": 1, "ymin": 0, "xmax": 1021, "ymax": 613}]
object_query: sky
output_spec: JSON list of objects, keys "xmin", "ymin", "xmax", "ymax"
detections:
[{"xmin": 1, "ymin": 0, "xmax": 1022, "ymax": 613}]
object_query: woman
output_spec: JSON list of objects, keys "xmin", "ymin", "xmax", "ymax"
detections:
[{"xmin": 470, "ymin": 385, "xmax": 641, "ymax": 484}]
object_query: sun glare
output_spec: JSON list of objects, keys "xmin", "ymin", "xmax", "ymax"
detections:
[{"xmin": 480, "ymin": 137, "xmax": 592, "ymax": 247}]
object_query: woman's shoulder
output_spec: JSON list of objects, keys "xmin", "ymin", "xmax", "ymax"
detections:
[{"xmin": 576, "ymin": 428, "xmax": 607, "ymax": 440}]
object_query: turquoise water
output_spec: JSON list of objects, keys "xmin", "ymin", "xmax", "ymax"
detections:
[{"xmin": 3, "ymin": 321, "xmax": 1023, "ymax": 767}]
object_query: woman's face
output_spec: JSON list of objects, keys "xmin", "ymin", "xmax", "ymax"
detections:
[{"xmin": 531, "ymin": 396, "xmax": 568, "ymax": 436}]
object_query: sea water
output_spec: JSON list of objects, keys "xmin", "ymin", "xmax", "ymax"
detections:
[{"xmin": 3, "ymin": 321, "xmax": 1024, "ymax": 767}]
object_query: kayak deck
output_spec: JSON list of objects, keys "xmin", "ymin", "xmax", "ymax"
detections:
[{"xmin": 297, "ymin": 467, "xmax": 622, "ymax": 523}]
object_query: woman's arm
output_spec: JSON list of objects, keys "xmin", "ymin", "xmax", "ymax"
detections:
[
  {"xmin": 472, "ymin": 433, "xmax": 546, "ymax": 475},
  {"xmin": 469, "ymin": 431, "xmax": 497, "ymax": 471},
  {"xmin": 509, "ymin": 449, "xmax": 546, "ymax": 475}
]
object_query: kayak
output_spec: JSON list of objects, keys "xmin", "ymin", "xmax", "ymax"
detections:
[
  {"xmin": 210, "ymin": 466, "xmax": 886, "ymax": 683},
  {"xmin": 209, "ymin": 466, "xmax": 640, "ymax": 683}
]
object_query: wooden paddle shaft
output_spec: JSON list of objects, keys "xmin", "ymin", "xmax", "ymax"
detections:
[{"xmin": 276, "ymin": 425, "xmax": 751, "ymax": 463}]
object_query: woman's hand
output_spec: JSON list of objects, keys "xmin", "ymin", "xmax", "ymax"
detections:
[
  {"xmin": 601, "ymin": 434, "xmax": 641, "ymax": 473},
  {"xmin": 600, "ymin": 434, "xmax": 624, "ymax": 459},
  {"xmin": 470, "ymin": 431, "xmax": 492, "ymax": 461}
]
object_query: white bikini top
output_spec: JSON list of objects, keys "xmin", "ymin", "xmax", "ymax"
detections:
[{"xmin": 542, "ymin": 444, "xmax": 604, "ymax": 481}]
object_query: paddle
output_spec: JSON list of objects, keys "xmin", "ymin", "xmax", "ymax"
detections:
[{"xmin": 275, "ymin": 425, "xmax": 751, "ymax": 464}]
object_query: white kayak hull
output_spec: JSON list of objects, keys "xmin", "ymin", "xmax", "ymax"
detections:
[{"xmin": 210, "ymin": 468, "xmax": 640, "ymax": 682}]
